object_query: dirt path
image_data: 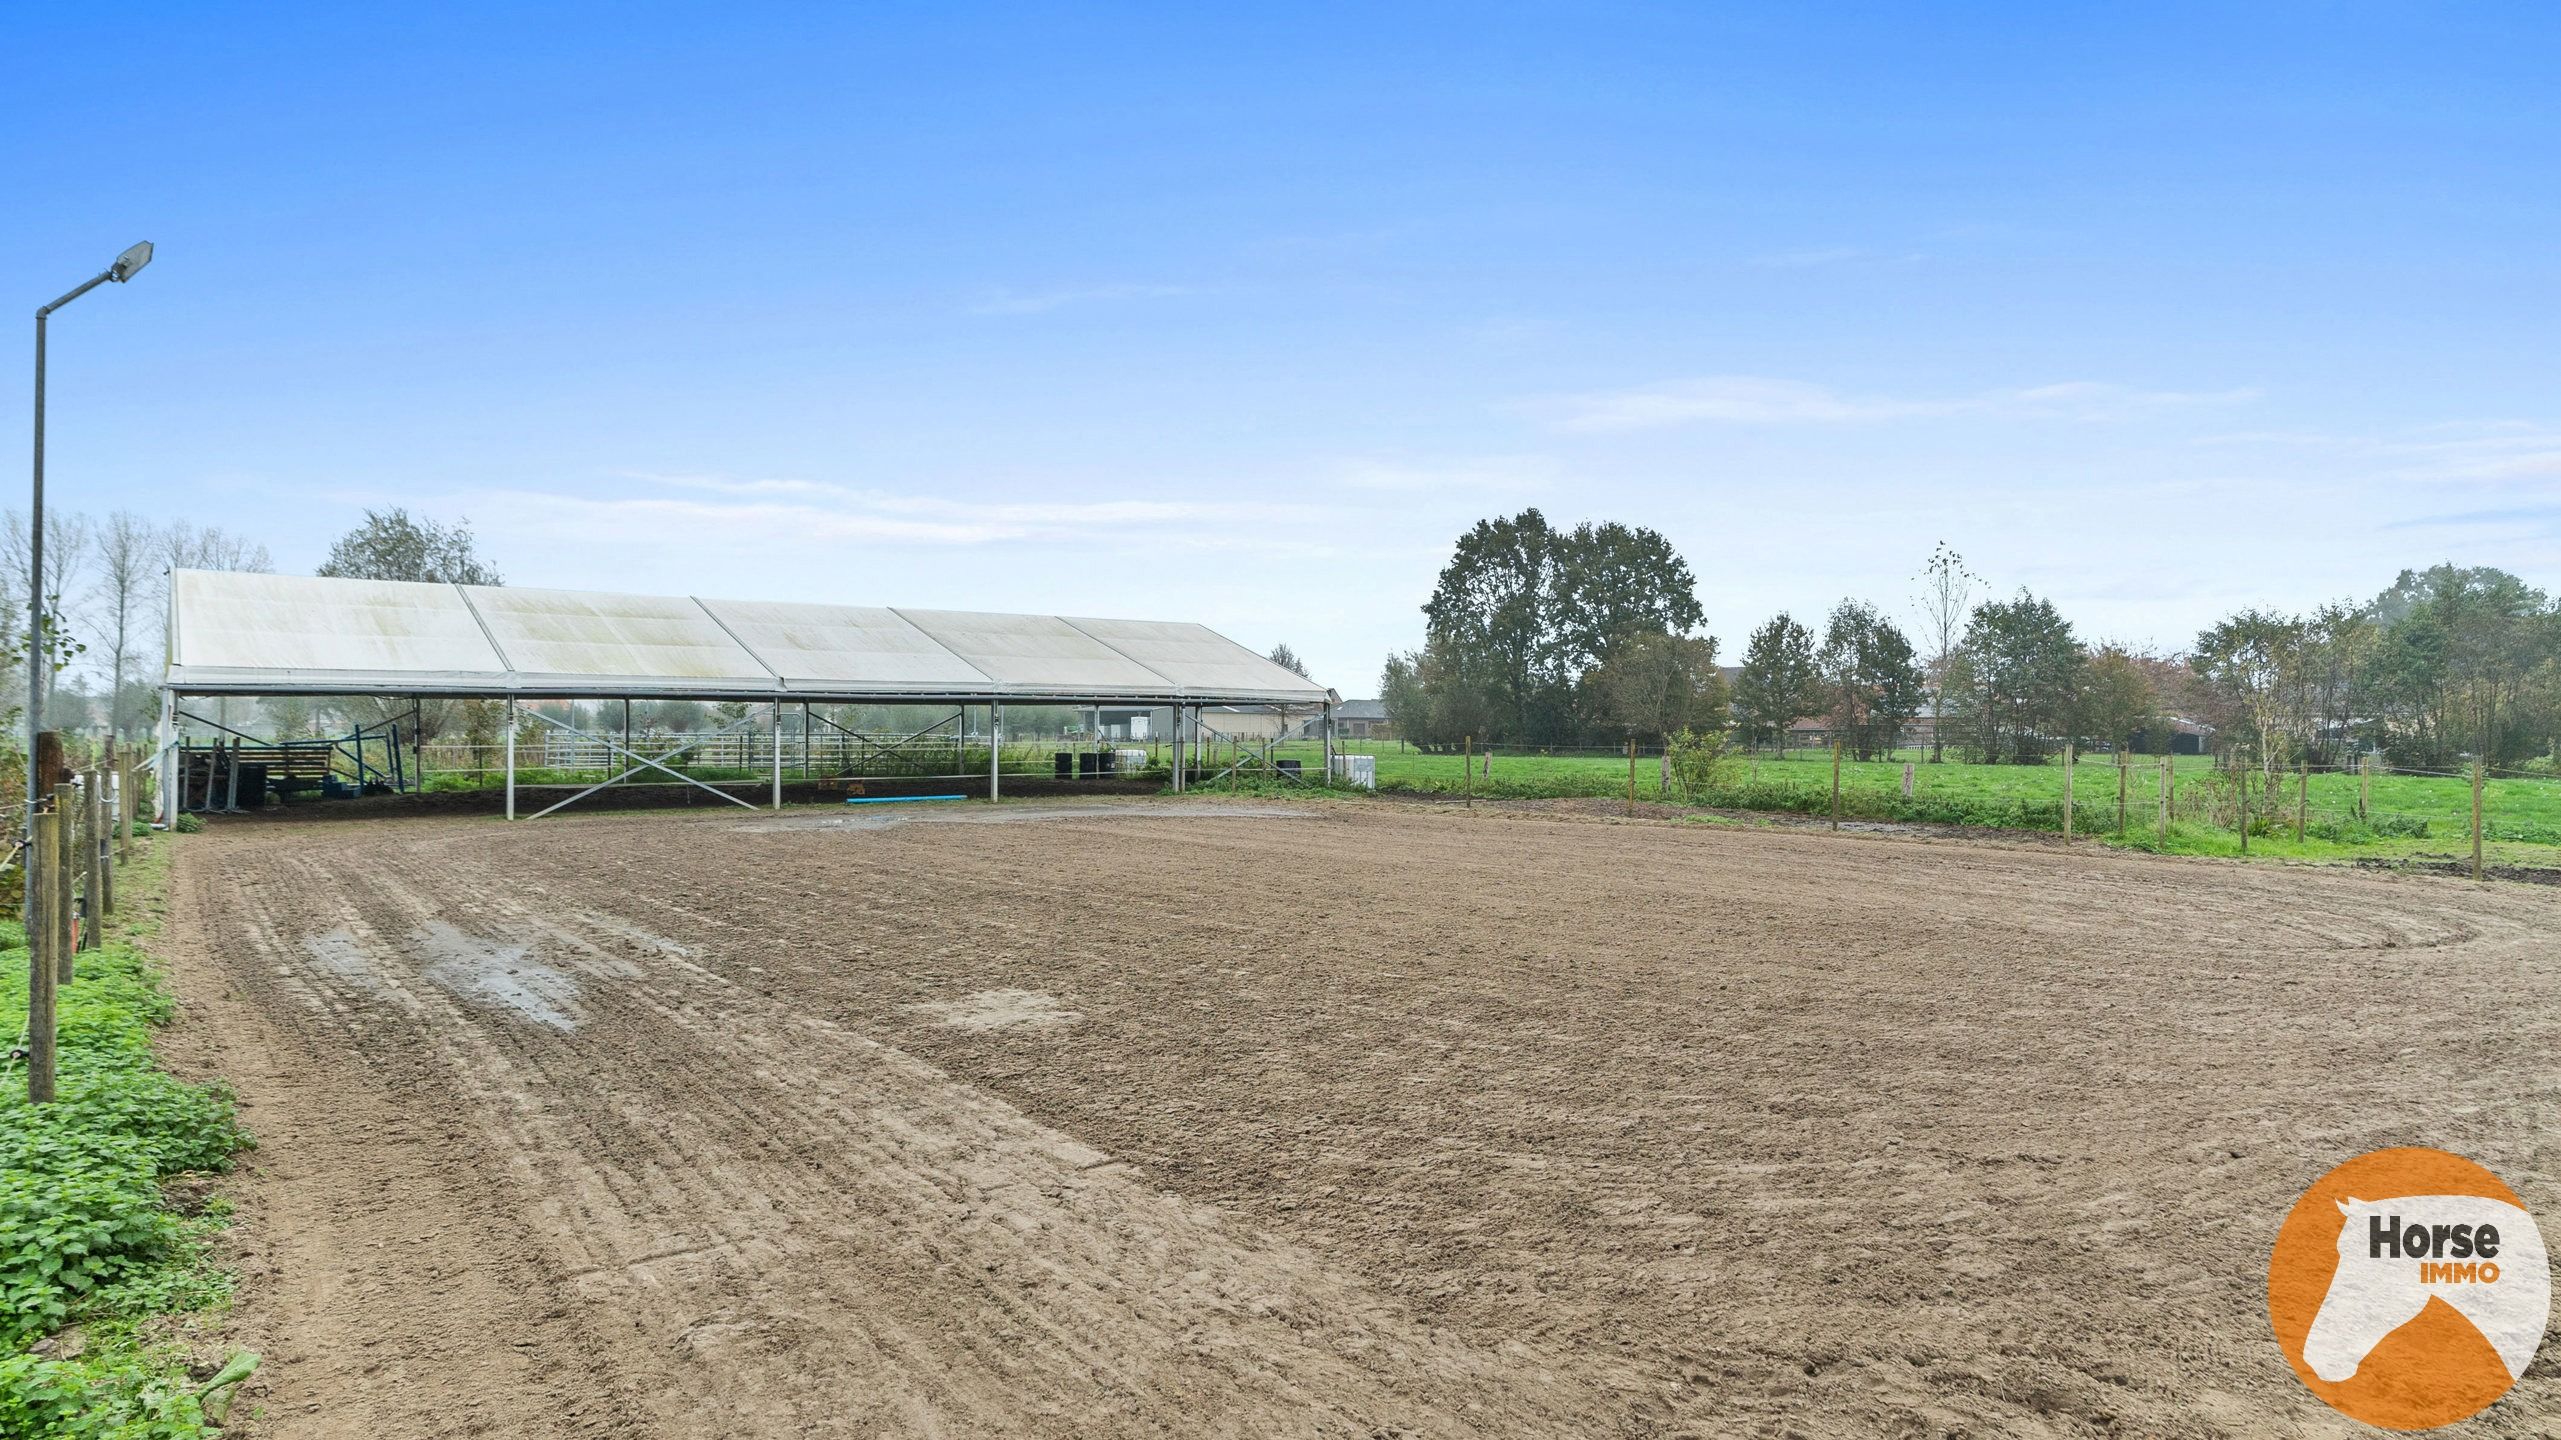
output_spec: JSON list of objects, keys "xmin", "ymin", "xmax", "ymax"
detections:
[{"xmin": 161, "ymin": 798, "xmax": 2561, "ymax": 1437}]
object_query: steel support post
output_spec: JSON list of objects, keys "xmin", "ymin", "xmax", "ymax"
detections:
[
  {"xmin": 504, "ymin": 698, "xmax": 517, "ymax": 820},
  {"xmin": 155, "ymin": 691, "xmax": 176, "ymax": 826},
  {"xmin": 990, "ymin": 701, "xmax": 1003, "ymax": 802},
  {"xmin": 771, "ymin": 701, "xmax": 783, "ymax": 809}
]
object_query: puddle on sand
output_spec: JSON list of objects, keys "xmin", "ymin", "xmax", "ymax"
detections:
[
  {"xmin": 904, "ymin": 988, "xmax": 1080, "ymax": 1032},
  {"xmin": 410, "ymin": 920, "xmax": 583, "ymax": 1031},
  {"xmin": 301, "ymin": 926, "xmax": 385, "ymax": 994}
]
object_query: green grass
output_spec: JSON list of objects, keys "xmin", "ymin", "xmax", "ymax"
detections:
[
  {"xmin": 379, "ymin": 732, "xmax": 2561, "ymax": 870},
  {"xmin": 1, "ymin": 838, "xmax": 257, "ymax": 1438},
  {"xmin": 1275, "ymin": 742, "xmax": 2561, "ymax": 869}
]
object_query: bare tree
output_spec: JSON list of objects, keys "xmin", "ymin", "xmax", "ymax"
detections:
[
  {"xmin": 1912, "ymin": 542, "xmax": 1981, "ymax": 762},
  {"xmin": 157, "ymin": 521, "xmax": 273, "ymax": 735},
  {"xmin": 92, "ymin": 511, "xmax": 159, "ymax": 739},
  {"xmin": 1, "ymin": 509, "xmax": 96, "ymax": 724},
  {"xmin": 161, "ymin": 520, "xmax": 273, "ymax": 574}
]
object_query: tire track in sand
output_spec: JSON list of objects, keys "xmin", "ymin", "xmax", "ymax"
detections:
[{"xmin": 182, "ymin": 826, "xmax": 1634, "ymax": 1439}]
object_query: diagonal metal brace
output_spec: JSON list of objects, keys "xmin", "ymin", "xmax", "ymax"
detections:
[{"xmin": 520, "ymin": 706, "xmax": 765, "ymax": 818}]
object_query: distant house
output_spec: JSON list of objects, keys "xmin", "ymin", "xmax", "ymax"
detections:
[
  {"xmin": 2126, "ymin": 717, "xmax": 2215, "ymax": 756},
  {"xmin": 1284, "ymin": 699, "xmax": 1390, "ymax": 741},
  {"xmin": 1332, "ymin": 699, "xmax": 1389, "ymax": 740}
]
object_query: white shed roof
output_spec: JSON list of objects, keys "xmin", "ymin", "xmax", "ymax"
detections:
[{"xmin": 163, "ymin": 571, "xmax": 1331, "ymax": 705}]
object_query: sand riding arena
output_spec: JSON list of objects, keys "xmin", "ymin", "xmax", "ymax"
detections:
[{"xmin": 159, "ymin": 797, "xmax": 2560, "ymax": 1437}]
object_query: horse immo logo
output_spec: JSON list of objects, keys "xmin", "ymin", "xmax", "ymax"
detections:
[{"xmin": 2269, "ymin": 1147, "xmax": 2551, "ymax": 1429}]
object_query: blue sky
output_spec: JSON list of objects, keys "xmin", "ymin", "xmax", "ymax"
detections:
[{"xmin": 7, "ymin": 3, "xmax": 2557, "ymax": 693}]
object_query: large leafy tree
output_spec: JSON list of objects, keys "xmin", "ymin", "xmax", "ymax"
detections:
[
  {"xmin": 1587, "ymin": 630, "xmax": 1726, "ymax": 744},
  {"xmin": 1421, "ymin": 510, "xmax": 1556, "ymax": 742},
  {"xmin": 1816, "ymin": 600, "xmax": 1925, "ymax": 761},
  {"xmin": 1417, "ymin": 509, "xmax": 1702, "ymax": 745},
  {"xmin": 2192, "ymin": 608, "xmax": 2310, "ymax": 769},
  {"xmin": 1546, "ymin": 521, "xmax": 1705, "ymax": 680},
  {"xmin": 1733, "ymin": 614, "xmax": 1819, "ymax": 754},
  {"xmin": 318, "ymin": 508, "xmax": 502, "ymax": 586},
  {"xmin": 1379, "ymin": 645, "xmax": 1497, "ymax": 751},
  {"xmin": 2361, "ymin": 565, "xmax": 2551, "ymax": 766},
  {"xmin": 2076, "ymin": 644, "xmax": 2162, "ymax": 753},
  {"xmin": 1950, "ymin": 591, "xmax": 2082, "ymax": 763}
]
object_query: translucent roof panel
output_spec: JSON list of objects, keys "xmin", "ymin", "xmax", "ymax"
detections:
[
  {"xmin": 1064, "ymin": 617, "xmax": 1324, "ymax": 699},
  {"xmin": 162, "ymin": 571, "xmax": 1330, "ymax": 703},
  {"xmin": 169, "ymin": 571, "xmax": 505, "ymax": 680},
  {"xmin": 893, "ymin": 608, "xmax": 1172, "ymax": 692},
  {"xmin": 699, "ymin": 599, "xmax": 991, "ymax": 689},
  {"xmin": 461, "ymin": 586, "xmax": 769, "ymax": 684}
]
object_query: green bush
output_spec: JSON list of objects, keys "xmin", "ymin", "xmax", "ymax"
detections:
[
  {"xmin": 0, "ymin": 1349, "xmax": 221, "ymax": 1440},
  {"xmin": 2, "ymin": 870, "xmax": 250, "ymax": 1439}
]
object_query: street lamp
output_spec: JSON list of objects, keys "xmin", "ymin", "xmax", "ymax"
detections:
[{"xmin": 27, "ymin": 241, "xmax": 153, "ymax": 849}]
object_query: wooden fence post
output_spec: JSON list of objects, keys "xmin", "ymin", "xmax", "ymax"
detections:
[
  {"xmin": 1900, "ymin": 761, "xmax": 1914, "ymax": 798},
  {"xmin": 2236, "ymin": 756, "xmax": 2249, "ymax": 855},
  {"xmin": 26, "ymin": 809, "xmax": 58, "ymax": 1103},
  {"xmin": 2472, "ymin": 759, "xmax": 2486, "ymax": 881},
  {"xmin": 1463, "ymin": 735, "xmax": 1473, "ymax": 811},
  {"xmin": 1625, "ymin": 738, "xmax": 1635, "ymax": 817},
  {"xmin": 2158, "ymin": 753, "xmax": 2172, "ymax": 845},
  {"xmin": 2295, "ymin": 763, "xmax": 2308, "ymax": 843},
  {"xmin": 49, "ymin": 784, "xmax": 74, "ymax": 973},
  {"xmin": 101, "ymin": 740, "xmax": 118, "ymax": 910},
  {"xmin": 52, "ymin": 783, "xmax": 76, "ymax": 980},
  {"xmin": 86, "ymin": 767, "xmax": 107, "ymax": 928},
  {"xmin": 1830, "ymin": 741, "xmax": 1843, "ymax": 830},
  {"xmin": 2061, "ymin": 744, "xmax": 2075, "ymax": 841},
  {"xmin": 2359, "ymin": 753, "xmax": 2374, "ymax": 822},
  {"xmin": 2116, "ymin": 750, "xmax": 2128, "ymax": 835}
]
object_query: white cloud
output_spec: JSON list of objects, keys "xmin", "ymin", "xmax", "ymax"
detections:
[
  {"xmin": 964, "ymin": 282, "xmax": 1198, "ymax": 315},
  {"xmin": 1546, "ymin": 374, "xmax": 2258, "ymax": 432},
  {"xmin": 443, "ymin": 474, "xmax": 1345, "ymax": 567},
  {"xmin": 1331, "ymin": 455, "xmax": 1555, "ymax": 494},
  {"xmin": 2195, "ymin": 421, "xmax": 2561, "ymax": 486},
  {"xmin": 618, "ymin": 471, "xmax": 843, "ymax": 498}
]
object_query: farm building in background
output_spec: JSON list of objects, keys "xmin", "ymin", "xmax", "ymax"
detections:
[{"xmin": 1330, "ymin": 699, "xmax": 1389, "ymax": 740}]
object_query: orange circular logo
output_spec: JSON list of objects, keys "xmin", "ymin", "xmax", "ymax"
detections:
[{"xmin": 2268, "ymin": 1147, "xmax": 2550, "ymax": 1429}]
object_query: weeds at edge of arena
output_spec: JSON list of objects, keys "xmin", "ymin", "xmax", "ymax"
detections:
[{"xmin": 0, "ymin": 837, "xmax": 257, "ymax": 1438}]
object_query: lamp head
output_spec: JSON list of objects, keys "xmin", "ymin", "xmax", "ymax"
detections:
[{"xmin": 109, "ymin": 241, "xmax": 154, "ymax": 282}]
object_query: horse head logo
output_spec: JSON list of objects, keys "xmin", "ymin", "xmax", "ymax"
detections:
[{"xmin": 2302, "ymin": 1194, "xmax": 2547, "ymax": 1386}]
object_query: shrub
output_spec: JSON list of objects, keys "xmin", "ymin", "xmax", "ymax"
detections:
[
  {"xmin": 1, "ymin": 879, "xmax": 249, "ymax": 1440},
  {"xmin": 1663, "ymin": 727, "xmax": 1738, "ymax": 800}
]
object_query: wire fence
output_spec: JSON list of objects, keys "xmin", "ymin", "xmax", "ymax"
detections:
[
  {"xmin": 143, "ymin": 720, "xmax": 2561, "ymax": 875},
  {"xmin": 414, "ymin": 730, "xmax": 1296, "ymax": 786},
  {"xmin": 1298, "ymin": 739, "xmax": 2559, "ymax": 872}
]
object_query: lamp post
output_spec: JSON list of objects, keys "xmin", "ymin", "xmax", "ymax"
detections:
[{"xmin": 27, "ymin": 241, "xmax": 153, "ymax": 853}]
